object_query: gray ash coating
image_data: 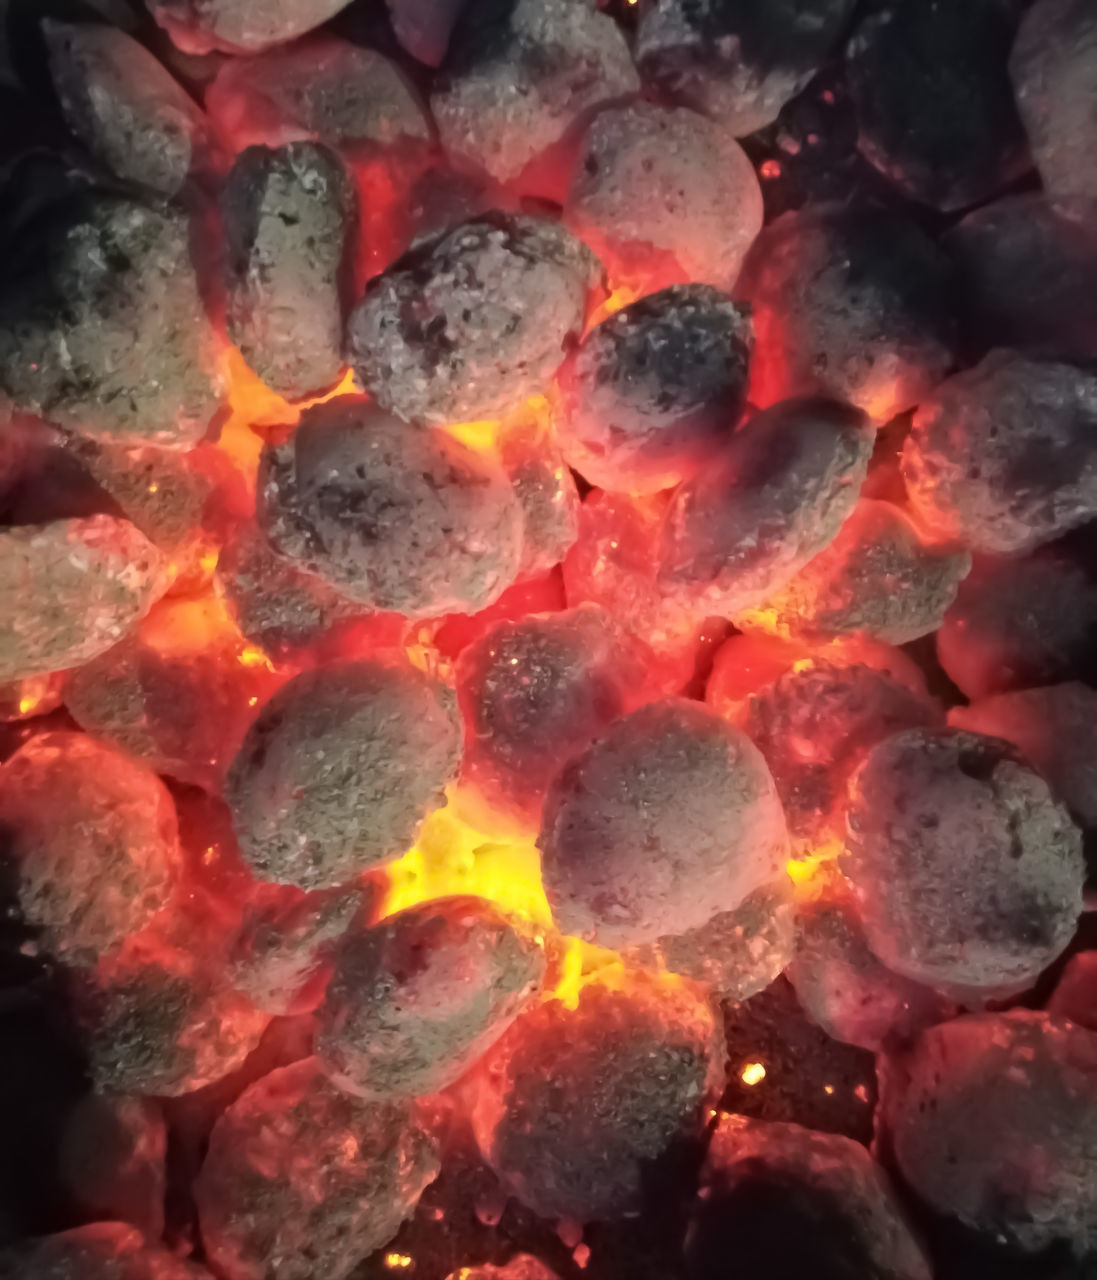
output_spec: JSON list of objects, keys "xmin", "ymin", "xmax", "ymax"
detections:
[
  {"xmin": 195, "ymin": 1057, "xmax": 440, "ymax": 1280},
  {"xmin": 658, "ymin": 397, "xmax": 873, "ymax": 617},
  {"xmin": 147, "ymin": 0, "xmax": 356, "ymax": 54},
  {"xmin": 0, "ymin": 731, "xmax": 180, "ymax": 962},
  {"xmin": 555, "ymin": 283, "xmax": 752, "ymax": 495},
  {"xmin": 846, "ymin": 0, "xmax": 1029, "ymax": 212},
  {"xmin": 223, "ymin": 142, "xmax": 356, "ymax": 400},
  {"xmin": 902, "ymin": 351, "xmax": 1097, "ymax": 555},
  {"xmin": 498, "ymin": 419, "xmax": 579, "ymax": 578},
  {"xmin": 0, "ymin": 515, "xmax": 165, "ymax": 683},
  {"xmin": 316, "ymin": 895, "xmax": 545, "ymax": 1099},
  {"xmin": 565, "ymin": 102, "xmax": 762, "ymax": 292},
  {"xmin": 226, "ymin": 660, "xmax": 461, "ymax": 890},
  {"xmin": 0, "ymin": 1223, "xmax": 204, "ymax": 1280},
  {"xmin": 430, "ymin": 0, "xmax": 639, "ymax": 183},
  {"xmin": 43, "ymin": 20, "xmax": 221, "ymax": 197},
  {"xmin": 258, "ymin": 398, "xmax": 524, "ymax": 618},
  {"xmin": 208, "ymin": 36, "xmax": 431, "ymax": 149},
  {"xmin": 636, "ymin": 0, "xmax": 857, "ymax": 138},
  {"xmin": 739, "ymin": 499, "xmax": 971, "ymax": 646},
  {"xmin": 0, "ymin": 193, "xmax": 223, "ymax": 446},
  {"xmin": 880, "ymin": 1011, "xmax": 1097, "ymax": 1253},
  {"xmin": 1011, "ymin": 0, "xmax": 1097, "ymax": 206},
  {"xmin": 470, "ymin": 972, "xmax": 724, "ymax": 1222},
  {"xmin": 539, "ymin": 698, "xmax": 788, "ymax": 948},
  {"xmin": 845, "ymin": 728, "xmax": 1084, "ymax": 1000},
  {"xmin": 347, "ymin": 214, "xmax": 599, "ymax": 426},
  {"xmin": 735, "ymin": 205, "xmax": 955, "ymax": 423},
  {"xmin": 689, "ymin": 1114, "xmax": 931, "ymax": 1280}
]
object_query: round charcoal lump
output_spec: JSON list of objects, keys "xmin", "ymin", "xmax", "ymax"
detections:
[
  {"xmin": 258, "ymin": 397, "xmax": 524, "ymax": 618},
  {"xmin": 226, "ymin": 660, "xmax": 461, "ymax": 890}
]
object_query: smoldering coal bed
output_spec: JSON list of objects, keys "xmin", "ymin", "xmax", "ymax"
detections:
[{"xmin": 0, "ymin": 1, "xmax": 1096, "ymax": 1279}]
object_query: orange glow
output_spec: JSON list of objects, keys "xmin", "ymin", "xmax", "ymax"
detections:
[
  {"xmin": 238, "ymin": 645, "xmax": 275, "ymax": 672},
  {"xmin": 787, "ymin": 839, "xmax": 844, "ymax": 893},
  {"xmin": 384, "ymin": 1255, "xmax": 413, "ymax": 1270},
  {"xmin": 739, "ymin": 1061, "xmax": 767, "ymax": 1086},
  {"xmin": 443, "ymin": 418, "xmax": 502, "ymax": 456},
  {"xmin": 17, "ymin": 695, "xmax": 35, "ymax": 715},
  {"xmin": 584, "ymin": 281, "xmax": 642, "ymax": 333}
]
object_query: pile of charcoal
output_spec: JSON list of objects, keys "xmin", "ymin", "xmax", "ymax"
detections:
[{"xmin": 1, "ymin": 0, "xmax": 1097, "ymax": 1278}]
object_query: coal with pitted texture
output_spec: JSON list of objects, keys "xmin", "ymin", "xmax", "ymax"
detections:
[
  {"xmin": 0, "ymin": 731, "xmax": 181, "ymax": 962},
  {"xmin": 658, "ymin": 398, "xmax": 873, "ymax": 618},
  {"xmin": 223, "ymin": 142, "xmax": 355, "ymax": 400},
  {"xmin": 689, "ymin": 1114, "xmax": 931, "ymax": 1280},
  {"xmin": 539, "ymin": 698, "xmax": 788, "ymax": 948},
  {"xmin": 146, "ymin": 0, "xmax": 356, "ymax": 54},
  {"xmin": 316, "ymin": 895, "xmax": 545, "ymax": 1099},
  {"xmin": 566, "ymin": 102, "xmax": 762, "ymax": 291},
  {"xmin": 469, "ymin": 971, "xmax": 724, "ymax": 1221},
  {"xmin": 44, "ymin": 20, "xmax": 221, "ymax": 196},
  {"xmin": 739, "ymin": 499, "xmax": 971, "ymax": 646},
  {"xmin": 195, "ymin": 1057, "xmax": 440, "ymax": 1280},
  {"xmin": 845, "ymin": 728, "xmax": 1084, "ymax": 1000},
  {"xmin": 902, "ymin": 351, "xmax": 1097, "ymax": 555},
  {"xmin": 555, "ymin": 284, "xmax": 752, "ymax": 495},
  {"xmin": 431, "ymin": 0, "xmax": 639, "ymax": 184},
  {"xmin": 347, "ymin": 214, "xmax": 598, "ymax": 426},
  {"xmin": 735, "ymin": 206, "xmax": 954, "ymax": 423},
  {"xmin": 259, "ymin": 398, "xmax": 524, "ymax": 618},
  {"xmin": 0, "ymin": 194, "xmax": 223, "ymax": 446},
  {"xmin": 0, "ymin": 515, "xmax": 165, "ymax": 683},
  {"xmin": 0, "ymin": 1223, "xmax": 206, "ymax": 1280},
  {"xmin": 226, "ymin": 660, "xmax": 461, "ymax": 890},
  {"xmin": 881, "ymin": 1012, "xmax": 1097, "ymax": 1253},
  {"xmin": 846, "ymin": 0, "xmax": 1028, "ymax": 211},
  {"xmin": 636, "ymin": 0, "xmax": 857, "ymax": 138},
  {"xmin": 1011, "ymin": 0, "xmax": 1097, "ymax": 206}
]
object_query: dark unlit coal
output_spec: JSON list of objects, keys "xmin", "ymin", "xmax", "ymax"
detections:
[
  {"xmin": 258, "ymin": 398, "xmax": 524, "ymax": 617},
  {"xmin": 226, "ymin": 659, "xmax": 461, "ymax": 890},
  {"xmin": 554, "ymin": 283, "xmax": 752, "ymax": 495},
  {"xmin": 0, "ymin": 1222, "xmax": 205, "ymax": 1280},
  {"xmin": 387, "ymin": 0, "xmax": 467, "ymax": 67},
  {"xmin": 636, "ymin": 0, "xmax": 857, "ymax": 138}
]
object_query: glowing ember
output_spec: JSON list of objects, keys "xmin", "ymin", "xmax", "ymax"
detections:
[{"xmin": 739, "ymin": 1061, "xmax": 766, "ymax": 1087}]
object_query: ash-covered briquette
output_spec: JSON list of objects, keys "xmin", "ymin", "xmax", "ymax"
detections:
[
  {"xmin": 316, "ymin": 895, "xmax": 545, "ymax": 1099},
  {"xmin": 206, "ymin": 36, "xmax": 431, "ymax": 151},
  {"xmin": 1011, "ymin": 0, "xmax": 1097, "ymax": 206},
  {"xmin": 223, "ymin": 142, "xmax": 355, "ymax": 400},
  {"xmin": 0, "ymin": 194, "xmax": 223, "ymax": 447},
  {"xmin": 658, "ymin": 398, "xmax": 873, "ymax": 618},
  {"xmin": 195, "ymin": 1057, "xmax": 440, "ymax": 1280},
  {"xmin": 903, "ymin": 351, "xmax": 1097, "ymax": 555},
  {"xmin": 787, "ymin": 868, "xmax": 955, "ymax": 1054},
  {"xmin": 229, "ymin": 882, "xmax": 370, "ymax": 1016},
  {"xmin": 566, "ymin": 102, "xmax": 763, "ymax": 292},
  {"xmin": 43, "ymin": 20, "xmax": 221, "ymax": 197},
  {"xmin": 76, "ymin": 945, "xmax": 270, "ymax": 1096},
  {"xmin": 936, "ymin": 550, "xmax": 1097, "ymax": 699},
  {"xmin": 625, "ymin": 877, "xmax": 796, "ymax": 1004},
  {"xmin": 0, "ymin": 732, "xmax": 181, "ymax": 962},
  {"xmin": 945, "ymin": 194, "xmax": 1097, "ymax": 362},
  {"xmin": 259, "ymin": 399, "xmax": 524, "ymax": 617},
  {"xmin": 498, "ymin": 416, "xmax": 579, "ymax": 580},
  {"xmin": 554, "ymin": 284, "xmax": 753, "ymax": 495},
  {"xmin": 146, "ymin": 0, "xmax": 355, "ymax": 54},
  {"xmin": 738, "ymin": 499, "xmax": 972, "ymax": 646},
  {"xmin": 539, "ymin": 698, "xmax": 788, "ymax": 948},
  {"xmin": 950, "ymin": 682, "xmax": 1097, "ymax": 833},
  {"xmin": 430, "ymin": 0, "xmax": 639, "ymax": 185},
  {"xmin": 0, "ymin": 515, "xmax": 165, "ymax": 683},
  {"xmin": 456, "ymin": 604, "xmax": 643, "ymax": 835},
  {"xmin": 348, "ymin": 214, "xmax": 598, "ymax": 426},
  {"xmin": 734, "ymin": 659, "xmax": 941, "ymax": 855},
  {"xmin": 0, "ymin": 1223, "xmax": 206, "ymax": 1280},
  {"xmin": 735, "ymin": 206, "xmax": 955, "ymax": 423},
  {"xmin": 636, "ymin": 0, "xmax": 856, "ymax": 138},
  {"xmin": 387, "ymin": 0, "xmax": 466, "ymax": 67},
  {"xmin": 226, "ymin": 660, "xmax": 461, "ymax": 891},
  {"xmin": 689, "ymin": 1115, "xmax": 931, "ymax": 1280},
  {"xmin": 469, "ymin": 971, "xmax": 724, "ymax": 1222},
  {"xmin": 845, "ymin": 727, "xmax": 1084, "ymax": 1000},
  {"xmin": 845, "ymin": 0, "xmax": 1028, "ymax": 212},
  {"xmin": 880, "ymin": 1011, "xmax": 1097, "ymax": 1253}
]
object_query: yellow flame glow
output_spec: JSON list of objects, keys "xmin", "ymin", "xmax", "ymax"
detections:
[{"xmin": 740, "ymin": 1061, "xmax": 766, "ymax": 1086}]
